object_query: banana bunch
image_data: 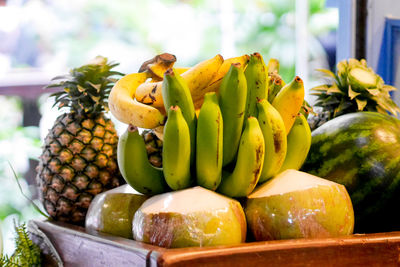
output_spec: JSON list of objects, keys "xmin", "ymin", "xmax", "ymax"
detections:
[{"xmin": 111, "ymin": 53, "xmax": 313, "ymax": 198}]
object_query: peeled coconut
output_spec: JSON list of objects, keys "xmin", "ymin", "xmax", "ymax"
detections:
[
  {"xmin": 132, "ymin": 186, "xmax": 246, "ymax": 248},
  {"xmin": 86, "ymin": 184, "xmax": 148, "ymax": 239},
  {"xmin": 245, "ymin": 170, "xmax": 354, "ymax": 241}
]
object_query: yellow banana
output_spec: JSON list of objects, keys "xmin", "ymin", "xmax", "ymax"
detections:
[
  {"xmin": 272, "ymin": 76, "xmax": 305, "ymax": 134},
  {"xmin": 217, "ymin": 117, "xmax": 265, "ymax": 197},
  {"xmin": 163, "ymin": 106, "xmax": 192, "ymax": 190},
  {"xmin": 196, "ymin": 92, "xmax": 223, "ymax": 190},
  {"xmin": 175, "ymin": 67, "xmax": 190, "ymax": 75},
  {"xmin": 117, "ymin": 125, "xmax": 169, "ymax": 195},
  {"xmin": 279, "ymin": 113, "xmax": 311, "ymax": 172},
  {"xmin": 244, "ymin": 52, "xmax": 268, "ymax": 118},
  {"xmin": 108, "ymin": 72, "xmax": 165, "ymax": 129},
  {"xmin": 218, "ymin": 63, "xmax": 248, "ymax": 167},
  {"xmin": 256, "ymin": 99, "xmax": 287, "ymax": 183},
  {"xmin": 138, "ymin": 53, "xmax": 177, "ymax": 81},
  {"xmin": 194, "ymin": 54, "xmax": 250, "ymax": 108},
  {"xmin": 266, "ymin": 58, "xmax": 280, "ymax": 74},
  {"xmin": 135, "ymin": 54, "xmax": 223, "ymax": 109},
  {"xmin": 162, "ymin": 68, "xmax": 197, "ymax": 165}
]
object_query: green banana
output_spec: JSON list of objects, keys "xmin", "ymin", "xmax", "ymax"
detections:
[
  {"xmin": 244, "ymin": 52, "xmax": 268, "ymax": 118},
  {"xmin": 162, "ymin": 68, "xmax": 197, "ymax": 165},
  {"xmin": 196, "ymin": 92, "xmax": 223, "ymax": 190},
  {"xmin": 117, "ymin": 125, "xmax": 169, "ymax": 195},
  {"xmin": 279, "ymin": 113, "xmax": 311, "ymax": 172},
  {"xmin": 218, "ymin": 63, "xmax": 248, "ymax": 167},
  {"xmin": 163, "ymin": 106, "xmax": 192, "ymax": 190},
  {"xmin": 218, "ymin": 117, "xmax": 265, "ymax": 198},
  {"xmin": 257, "ymin": 99, "xmax": 287, "ymax": 183},
  {"xmin": 299, "ymin": 100, "xmax": 313, "ymax": 119},
  {"xmin": 267, "ymin": 73, "xmax": 284, "ymax": 103}
]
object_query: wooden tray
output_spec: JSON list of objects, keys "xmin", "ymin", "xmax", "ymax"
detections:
[{"xmin": 31, "ymin": 220, "xmax": 400, "ymax": 267}]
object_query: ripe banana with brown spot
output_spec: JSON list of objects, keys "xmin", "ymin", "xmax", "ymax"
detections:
[
  {"xmin": 217, "ymin": 117, "xmax": 265, "ymax": 197},
  {"xmin": 135, "ymin": 54, "xmax": 224, "ymax": 109},
  {"xmin": 138, "ymin": 53, "xmax": 177, "ymax": 81},
  {"xmin": 257, "ymin": 99, "xmax": 287, "ymax": 183},
  {"xmin": 272, "ymin": 76, "xmax": 305, "ymax": 134},
  {"xmin": 108, "ymin": 72, "xmax": 165, "ymax": 129}
]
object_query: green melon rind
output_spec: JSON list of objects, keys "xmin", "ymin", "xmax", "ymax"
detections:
[{"xmin": 302, "ymin": 112, "xmax": 400, "ymax": 233}]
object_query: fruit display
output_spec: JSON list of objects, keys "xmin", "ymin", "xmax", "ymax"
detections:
[
  {"xmin": 245, "ymin": 170, "xmax": 354, "ymax": 241},
  {"xmin": 132, "ymin": 186, "xmax": 246, "ymax": 248},
  {"xmin": 85, "ymin": 184, "xmax": 148, "ymax": 239},
  {"xmin": 36, "ymin": 52, "xmax": 364, "ymax": 254},
  {"xmin": 302, "ymin": 112, "xmax": 400, "ymax": 233},
  {"xmin": 309, "ymin": 58, "xmax": 400, "ymax": 130},
  {"xmin": 109, "ymin": 52, "xmax": 313, "ymax": 198},
  {"xmin": 36, "ymin": 56, "xmax": 125, "ymax": 225}
]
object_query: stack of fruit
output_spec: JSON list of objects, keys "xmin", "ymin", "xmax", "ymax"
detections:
[
  {"xmin": 109, "ymin": 53, "xmax": 313, "ymax": 197},
  {"xmin": 36, "ymin": 53, "xmax": 400, "ymax": 250},
  {"xmin": 93, "ymin": 52, "xmax": 355, "ymax": 248}
]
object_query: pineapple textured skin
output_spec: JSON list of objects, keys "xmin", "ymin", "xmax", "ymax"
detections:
[{"xmin": 36, "ymin": 113, "xmax": 124, "ymax": 225}]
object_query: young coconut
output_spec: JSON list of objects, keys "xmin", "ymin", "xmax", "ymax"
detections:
[
  {"xmin": 132, "ymin": 186, "xmax": 246, "ymax": 248},
  {"xmin": 86, "ymin": 185, "xmax": 148, "ymax": 239},
  {"xmin": 245, "ymin": 169, "xmax": 354, "ymax": 241}
]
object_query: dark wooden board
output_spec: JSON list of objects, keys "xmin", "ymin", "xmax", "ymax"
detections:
[{"xmin": 32, "ymin": 220, "xmax": 400, "ymax": 267}]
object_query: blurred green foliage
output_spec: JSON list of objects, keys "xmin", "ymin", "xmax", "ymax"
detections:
[{"xmin": 1, "ymin": 0, "xmax": 335, "ymax": 80}]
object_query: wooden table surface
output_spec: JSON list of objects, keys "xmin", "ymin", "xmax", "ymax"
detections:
[{"xmin": 31, "ymin": 220, "xmax": 400, "ymax": 267}]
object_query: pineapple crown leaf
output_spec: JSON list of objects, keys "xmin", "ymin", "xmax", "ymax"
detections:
[
  {"xmin": 348, "ymin": 85, "xmax": 360, "ymax": 100},
  {"xmin": 47, "ymin": 56, "xmax": 124, "ymax": 115},
  {"xmin": 312, "ymin": 58, "xmax": 400, "ymax": 118},
  {"xmin": 355, "ymin": 98, "xmax": 368, "ymax": 111}
]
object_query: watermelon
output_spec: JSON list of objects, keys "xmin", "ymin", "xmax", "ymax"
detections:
[{"xmin": 302, "ymin": 112, "xmax": 400, "ymax": 233}]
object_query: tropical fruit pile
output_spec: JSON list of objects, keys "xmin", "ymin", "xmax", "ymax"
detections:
[
  {"xmin": 35, "ymin": 53, "xmax": 400, "ymax": 251},
  {"xmin": 84, "ymin": 53, "xmax": 355, "ymax": 248},
  {"xmin": 109, "ymin": 53, "xmax": 313, "ymax": 197}
]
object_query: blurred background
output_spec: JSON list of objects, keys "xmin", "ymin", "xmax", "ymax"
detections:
[{"xmin": 0, "ymin": 0, "xmax": 337, "ymax": 255}]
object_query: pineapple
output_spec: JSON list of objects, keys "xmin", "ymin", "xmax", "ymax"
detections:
[
  {"xmin": 309, "ymin": 58, "xmax": 400, "ymax": 130},
  {"xmin": 142, "ymin": 129, "xmax": 163, "ymax": 168},
  {"xmin": 36, "ymin": 56, "xmax": 125, "ymax": 225}
]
